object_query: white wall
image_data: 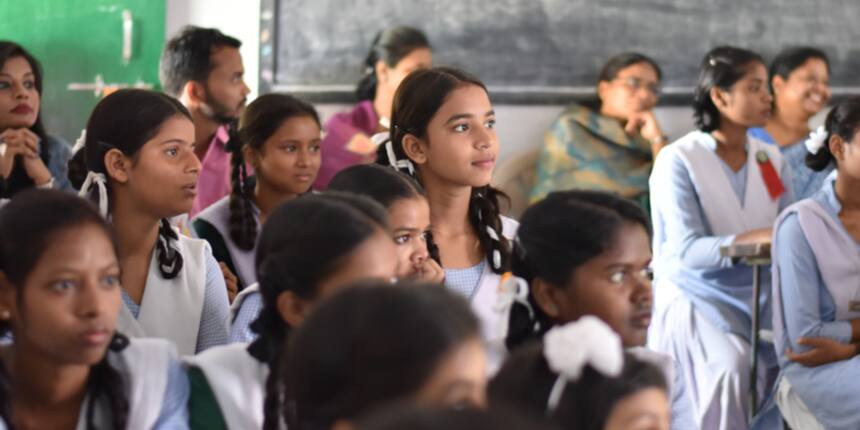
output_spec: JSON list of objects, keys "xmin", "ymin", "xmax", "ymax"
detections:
[{"xmin": 165, "ymin": 0, "xmax": 261, "ymax": 100}]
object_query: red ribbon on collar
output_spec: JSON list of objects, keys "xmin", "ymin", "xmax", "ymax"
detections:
[{"xmin": 755, "ymin": 150, "xmax": 785, "ymax": 200}]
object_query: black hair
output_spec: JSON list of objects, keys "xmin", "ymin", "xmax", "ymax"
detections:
[
  {"xmin": 282, "ymin": 283, "xmax": 479, "ymax": 430},
  {"xmin": 328, "ymin": 163, "xmax": 440, "ymax": 263},
  {"xmin": 0, "ymin": 41, "xmax": 52, "ymax": 198},
  {"xmin": 227, "ymin": 93, "xmax": 321, "ymax": 250},
  {"xmin": 377, "ymin": 66, "xmax": 511, "ymax": 274},
  {"xmin": 693, "ymin": 46, "xmax": 765, "ymax": 132},
  {"xmin": 505, "ymin": 190, "xmax": 651, "ymax": 351},
  {"xmin": 0, "ymin": 189, "xmax": 130, "ymax": 429},
  {"xmin": 246, "ymin": 192, "xmax": 389, "ymax": 430},
  {"xmin": 489, "ymin": 343, "xmax": 667, "ymax": 430},
  {"xmin": 67, "ymin": 88, "xmax": 192, "ymax": 279},
  {"xmin": 357, "ymin": 406, "xmax": 549, "ymax": 430},
  {"xmin": 159, "ymin": 25, "xmax": 242, "ymax": 98},
  {"xmin": 769, "ymin": 46, "xmax": 830, "ymax": 91},
  {"xmin": 597, "ymin": 52, "xmax": 663, "ymax": 84},
  {"xmin": 355, "ymin": 26, "xmax": 431, "ymax": 102},
  {"xmin": 806, "ymin": 96, "xmax": 860, "ymax": 171}
]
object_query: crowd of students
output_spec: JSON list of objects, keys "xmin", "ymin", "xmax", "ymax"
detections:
[{"xmin": 0, "ymin": 22, "xmax": 856, "ymax": 430}]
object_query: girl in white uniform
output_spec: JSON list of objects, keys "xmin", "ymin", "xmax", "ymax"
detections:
[
  {"xmin": 69, "ymin": 89, "xmax": 230, "ymax": 356},
  {"xmin": 376, "ymin": 67, "xmax": 517, "ymax": 373},
  {"xmin": 193, "ymin": 94, "xmax": 323, "ymax": 294},
  {"xmin": 0, "ymin": 190, "xmax": 187, "ymax": 429},
  {"xmin": 186, "ymin": 193, "xmax": 399, "ymax": 429},
  {"xmin": 648, "ymin": 47, "xmax": 794, "ymax": 430}
]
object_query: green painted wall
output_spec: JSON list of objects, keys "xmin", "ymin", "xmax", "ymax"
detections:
[{"xmin": 0, "ymin": 0, "xmax": 166, "ymax": 143}]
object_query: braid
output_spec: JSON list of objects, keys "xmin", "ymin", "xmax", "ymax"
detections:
[
  {"xmin": 227, "ymin": 126, "xmax": 257, "ymax": 250},
  {"xmin": 469, "ymin": 186, "xmax": 511, "ymax": 275},
  {"xmin": 248, "ymin": 258, "xmax": 294, "ymax": 430},
  {"xmin": 505, "ymin": 240, "xmax": 551, "ymax": 351},
  {"xmin": 156, "ymin": 219, "xmax": 184, "ymax": 278},
  {"xmin": 84, "ymin": 333, "xmax": 131, "ymax": 430}
]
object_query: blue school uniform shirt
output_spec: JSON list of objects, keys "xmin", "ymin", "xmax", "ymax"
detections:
[
  {"xmin": 773, "ymin": 173, "xmax": 860, "ymax": 429},
  {"xmin": 748, "ymin": 127, "xmax": 834, "ymax": 200},
  {"xmin": 651, "ymin": 137, "xmax": 794, "ymax": 343}
]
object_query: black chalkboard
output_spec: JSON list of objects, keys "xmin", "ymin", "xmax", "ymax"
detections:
[{"xmin": 259, "ymin": 0, "xmax": 860, "ymax": 104}]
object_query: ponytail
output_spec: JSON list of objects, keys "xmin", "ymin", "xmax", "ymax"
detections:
[{"xmin": 226, "ymin": 122, "xmax": 258, "ymax": 250}]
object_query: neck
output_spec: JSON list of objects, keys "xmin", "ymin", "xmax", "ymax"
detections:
[
  {"xmin": 254, "ymin": 181, "xmax": 298, "ymax": 223},
  {"xmin": 8, "ymin": 344, "xmax": 89, "ymax": 415},
  {"xmin": 767, "ymin": 103, "xmax": 811, "ymax": 144},
  {"xmin": 835, "ymin": 172, "xmax": 860, "ymax": 211},
  {"xmin": 189, "ymin": 106, "xmax": 222, "ymax": 156},
  {"xmin": 422, "ymin": 172, "xmax": 474, "ymax": 236},
  {"xmin": 111, "ymin": 189, "xmax": 161, "ymax": 260},
  {"xmin": 711, "ymin": 123, "xmax": 749, "ymax": 152}
]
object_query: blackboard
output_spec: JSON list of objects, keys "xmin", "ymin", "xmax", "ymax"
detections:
[{"xmin": 259, "ymin": 0, "xmax": 860, "ymax": 104}]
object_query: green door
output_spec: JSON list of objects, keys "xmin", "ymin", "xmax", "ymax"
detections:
[{"xmin": 0, "ymin": 0, "xmax": 166, "ymax": 144}]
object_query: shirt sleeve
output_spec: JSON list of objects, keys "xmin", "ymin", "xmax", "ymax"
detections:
[
  {"xmin": 656, "ymin": 151, "xmax": 736, "ymax": 270},
  {"xmin": 774, "ymin": 213, "xmax": 852, "ymax": 347},
  {"xmin": 151, "ymin": 357, "xmax": 190, "ymax": 430},
  {"xmin": 229, "ymin": 292, "xmax": 263, "ymax": 344},
  {"xmin": 195, "ymin": 250, "xmax": 231, "ymax": 353}
]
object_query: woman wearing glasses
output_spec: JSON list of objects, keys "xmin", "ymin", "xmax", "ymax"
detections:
[{"xmin": 530, "ymin": 52, "xmax": 667, "ymax": 210}]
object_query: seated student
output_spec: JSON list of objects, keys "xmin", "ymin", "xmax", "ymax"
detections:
[
  {"xmin": 0, "ymin": 41, "xmax": 72, "ymax": 198},
  {"xmin": 648, "ymin": 46, "xmax": 794, "ymax": 430},
  {"xmin": 160, "ymin": 26, "xmax": 251, "ymax": 217},
  {"xmin": 357, "ymin": 407, "xmax": 541, "ymax": 430},
  {"xmin": 490, "ymin": 317, "xmax": 671, "ymax": 430},
  {"xmin": 530, "ymin": 52, "xmax": 667, "ymax": 208},
  {"xmin": 281, "ymin": 284, "xmax": 486, "ymax": 430},
  {"xmin": 0, "ymin": 190, "xmax": 188, "ymax": 429},
  {"xmin": 329, "ymin": 164, "xmax": 444, "ymax": 282},
  {"xmin": 501, "ymin": 190, "xmax": 693, "ymax": 429},
  {"xmin": 69, "ymin": 89, "xmax": 230, "ymax": 356},
  {"xmin": 314, "ymin": 26, "xmax": 431, "ymax": 190},
  {"xmin": 749, "ymin": 47, "xmax": 833, "ymax": 199},
  {"xmin": 193, "ymin": 94, "xmax": 322, "ymax": 293},
  {"xmin": 185, "ymin": 193, "xmax": 399, "ymax": 430},
  {"xmin": 772, "ymin": 97, "xmax": 860, "ymax": 430},
  {"xmin": 377, "ymin": 66, "xmax": 517, "ymax": 373}
]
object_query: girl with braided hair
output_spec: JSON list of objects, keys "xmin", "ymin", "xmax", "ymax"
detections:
[
  {"xmin": 0, "ymin": 189, "xmax": 188, "ymax": 429},
  {"xmin": 68, "ymin": 89, "xmax": 230, "ymax": 355},
  {"xmin": 185, "ymin": 192, "xmax": 398, "ymax": 430},
  {"xmin": 376, "ymin": 66, "xmax": 516, "ymax": 373},
  {"xmin": 192, "ymin": 93, "xmax": 322, "ymax": 296}
]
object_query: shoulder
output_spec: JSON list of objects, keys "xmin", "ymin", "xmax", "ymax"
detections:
[{"xmin": 194, "ymin": 196, "xmax": 231, "ymax": 223}]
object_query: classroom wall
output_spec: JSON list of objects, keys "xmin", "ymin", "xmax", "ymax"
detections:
[{"xmin": 164, "ymin": 3, "xmax": 827, "ymax": 165}]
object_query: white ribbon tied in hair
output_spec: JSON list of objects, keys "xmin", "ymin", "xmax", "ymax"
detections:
[
  {"xmin": 544, "ymin": 316, "xmax": 624, "ymax": 412},
  {"xmin": 493, "ymin": 274, "xmax": 535, "ymax": 340},
  {"xmin": 485, "ymin": 226, "xmax": 502, "ymax": 270},
  {"xmin": 72, "ymin": 129, "xmax": 87, "ymax": 155},
  {"xmin": 384, "ymin": 139, "xmax": 415, "ymax": 175},
  {"xmin": 805, "ymin": 125, "xmax": 827, "ymax": 155},
  {"xmin": 79, "ymin": 171, "xmax": 110, "ymax": 217}
]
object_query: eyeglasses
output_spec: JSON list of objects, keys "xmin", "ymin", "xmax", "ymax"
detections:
[{"xmin": 613, "ymin": 77, "xmax": 661, "ymax": 96}]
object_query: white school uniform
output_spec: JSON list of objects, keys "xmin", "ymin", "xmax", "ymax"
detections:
[
  {"xmin": 76, "ymin": 338, "xmax": 181, "ymax": 430},
  {"xmin": 472, "ymin": 216, "xmax": 518, "ymax": 374},
  {"xmin": 117, "ymin": 231, "xmax": 208, "ymax": 356},
  {"xmin": 185, "ymin": 343, "xmax": 268, "ymax": 429},
  {"xmin": 648, "ymin": 131, "xmax": 789, "ymax": 430}
]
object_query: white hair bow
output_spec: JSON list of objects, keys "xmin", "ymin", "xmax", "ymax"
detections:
[
  {"xmin": 804, "ymin": 126, "xmax": 827, "ymax": 155},
  {"xmin": 493, "ymin": 273, "xmax": 535, "ymax": 339},
  {"xmin": 384, "ymin": 139, "xmax": 415, "ymax": 175},
  {"xmin": 78, "ymin": 171, "xmax": 109, "ymax": 218},
  {"xmin": 544, "ymin": 316, "xmax": 624, "ymax": 412}
]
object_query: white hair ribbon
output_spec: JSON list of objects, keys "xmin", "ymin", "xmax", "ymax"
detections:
[
  {"xmin": 78, "ymin": 171, "xmax": 109, "ymax": 218},
  {"xmin": 384, "ymin": 139, "xmax": 415, "ymax": 175},
  {"xmin": 493, "ymin": 273, "xmax": 536, "ymax": 339},
  {"xmin": 544, "ymin": 316, "xmax": 624, "ymax": 413},
  {"xmin": 804, "ymin": 125, "xmax": 827, "ymax": 155},
  {"xmin": 72, "ymin": 129, "xmax": 87, "ymax": 155}
]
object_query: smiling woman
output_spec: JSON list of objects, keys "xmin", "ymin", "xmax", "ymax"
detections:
[{"xmin": 0, "ymin": 41, "xmax": 73, "ymax": 197}]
